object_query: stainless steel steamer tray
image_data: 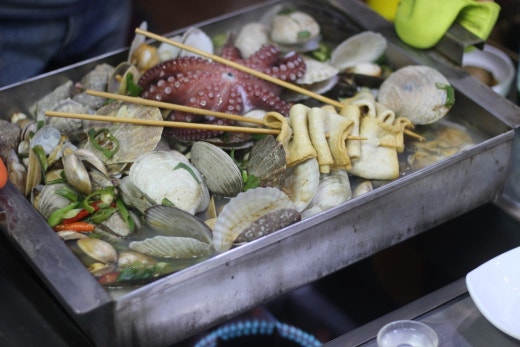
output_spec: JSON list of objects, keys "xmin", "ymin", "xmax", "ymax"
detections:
[{"xmin": 0, "ymin": 0, "xmax": 518, "ymax": 346}]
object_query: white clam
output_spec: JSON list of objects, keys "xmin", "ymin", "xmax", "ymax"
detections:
[
  {"xmin": 270, "ymin": 11, "xmax": 320, "ymax": 48},
  {"xmin": 301, "ymin": 170, "xmax": 352, "ymax": 219},
  {"xmin": 212, "ymin": 187, "xmax": 298, "ymax": 252},
  {"xmin": 235, "ymin": 22, "xmax": 269, "ymax": 58},
  {"xmin": 283, "ymin": 157, "xmax": 320, "ymax": 212},
  {"xmin": 129, "ymin": 150, "xmax": 210, "ymax": 215},
  {"xmin": 158, "ymin": 27, "xmax": 214, "ymax": 61},
  {"xmin": 330, "ymin": 31, "xmax": 387, "ymax": 71}
]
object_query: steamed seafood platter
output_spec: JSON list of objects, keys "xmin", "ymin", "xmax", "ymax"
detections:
[{"xmin": 1, "ymin": 7, "xmax": 476, "ymax": 290}]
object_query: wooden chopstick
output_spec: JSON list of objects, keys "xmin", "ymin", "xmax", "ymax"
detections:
[
  {"xmin": 135, "ymin": 28, "xmax": 345, "ymax": 109},
  {"xmin": 87, "ymin": 90, "xmax": 265, "ymax": 126},
  {"xmin": 134, "ymin": 28, "xmax": 424, "ymax": 142},
  {"xmin": 85, "ymin": 89, "xmax": 367, "ymax": 141},
  {"xmin": 44, "ymin": 111, "xmax": 279, "ymax": 135}
]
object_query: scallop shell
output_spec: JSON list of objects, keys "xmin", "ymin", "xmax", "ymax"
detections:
[
  {"xmin": 246, "ymin": 135, "xmax": 286, "ymax": 189},
  {"xmin": 234, "ymin": 208, "xmax": 300, "ymax": 243},
  {"xmin": 190, "ymin": 141, "xmax": 243, "ymax": 197},
  {"xmin": 129, "ymin": 150, "xmax": 210, "ymax": 214},
  {"xmin": 129, "ymin": 236, "xmax": 213, "ymax": 259},
  {"xmin": 282, "ymin": 157, "xmax": 320, "ymax": 212},
  {"xmin": 330, "ymin": 31, "xmax": 387, "ymax": 71},
  {"xmin": 212, "ymin": 187, "xmax": 298, "ymax": 252},
  {"xmin": 377, "ymin": 65, "xmax": 453, "ymax": 125},
  {"xmin": 81, "ymin": 101, "xmax": 163, "ymax": 174},
  {"xmin": 143, "ymin": 205, "xmax": 212, "ymax": 244}
]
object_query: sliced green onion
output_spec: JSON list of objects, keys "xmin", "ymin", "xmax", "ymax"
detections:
[
  {"xmin": 173, "ymin": 162, "xmax": 200, "ymax": 184},
  {"xmin": 435, "ymin": 83, "xmax": 455, "ymax": 107}
]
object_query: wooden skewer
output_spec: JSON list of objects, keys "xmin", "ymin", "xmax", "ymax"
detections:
[
  {"xmin": 44, "ymin": 111, "xmax": 279, "ymax": 135},
  {"xmin": 86, "ymin": 90, "xmax": 265, "ymax": 126},
  {"xmin": 135, "ymin": 27, "xmax": 345, "ymax": 109},
  {"xmin": 86, "ymin": 89, "xmax": 369, "ymax": 141},
  {"xmin": 134, "ymin": 28, "xmax": 425, "ymax": 142}
]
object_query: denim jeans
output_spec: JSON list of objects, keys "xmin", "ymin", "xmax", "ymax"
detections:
[{"xmin": 0, "ymin": 0, "xmax": 131, "ymax": 87}]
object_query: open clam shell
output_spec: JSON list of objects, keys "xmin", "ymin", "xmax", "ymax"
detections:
[
  {"xmin": 143, "ymin": 205, "xmax": 212, "ymax": 244},
  {"xmin": 246, "ymin": 135, "xmax": 286, "ymax": 189},
  {"xmin": 330, "ymin": 31, "xmax": 387, "ymax": 71},
  {"xmin": 283, "ymin": 157, "xmax": 320, "ymax": 212},
  {"xmin": 129, "ymin": 150, "xmax": 210, "ymax": 214},
  {"xmin": 190, "ymin": 141, "xmax": 243, "ymax": 197},
  {"xmin": 212, "ymin": 187, "xmax": 299, "ymax": 252}
]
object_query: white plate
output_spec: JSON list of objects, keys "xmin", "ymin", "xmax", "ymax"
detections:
[{"xmin": 466, "ymin": 246, "xmax": 520, "ymax": 340}]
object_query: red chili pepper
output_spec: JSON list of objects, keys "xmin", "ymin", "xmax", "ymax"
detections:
[
  {"xmin": 61, "ymin": 209, "xmax": 91, "ymax": 224},
  {"xmin": 61, "ymin": 201, "xmax": 115, "ymax": 224},
  {"xmin": 0, "ymin": 158, "xmax": 8, "ymax": 189},
  {"xmin": 98, "ymin": 271, "xmax": 120, "ymax": 286},
  {"xmin": 53, "ymin": 221, "xmax": 96, "ymax": 232}
]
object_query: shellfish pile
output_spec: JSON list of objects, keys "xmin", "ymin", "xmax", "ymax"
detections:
[{"xmin": 0, "ymin": 6, "xmax": 472, "ymax": 290}]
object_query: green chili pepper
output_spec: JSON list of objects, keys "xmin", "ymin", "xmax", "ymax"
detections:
[
  {"xmin": 116, "ymin": 199, "xmax": 134, "ymax": 232},
  {"xmin": 88, "ymin": 128, "xmax": 119, "ymax": 159},
  {"xmin": 32, "ymin": 145, "xmax": 48, "ymax": 177},
  {"xmin": 55, "ymin": 186, "xmax": 81, "ymax": 202},
  {"xmin": 83, "ymin": 187, "xmax": 116, "ymax": 213},
  {"xmin": 47, "ymin": 202, "xmax": 81, "ymax": 227},
  {"xmin": 435, "ymin": 83, "xmax": 455, "ymax": 107},
  {"xmin": 89, "ymin": 207, "xmax": 116, "ymax": 224}
]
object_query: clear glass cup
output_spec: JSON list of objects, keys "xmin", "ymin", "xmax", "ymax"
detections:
[{"xmin": 377, "ymin": 320, "xmax": 439, "ymax": 347}]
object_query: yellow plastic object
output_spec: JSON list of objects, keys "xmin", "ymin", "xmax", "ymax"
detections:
[
  {"xmin": 394, "ymin": 0, "xmax": 500, "ymax": 49},
  {"xmin": 366, "ymin": 0, "xmax": 400, "ymax": 21}
]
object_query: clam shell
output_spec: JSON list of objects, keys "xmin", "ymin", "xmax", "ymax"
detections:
[
  {"xmin": 377, "ymin": 65, "xmax": 453, "ymax": 124},
  {"xmin": 283, "ymin": 157, "xmax": 320, "ymax": 212},
  {"xmin": 143, "ymin": 205, "xmax": 212, "ymax": 243},
  {"xmin": 158, "ymin": 27, "xmax": 214, "ymax": 61},
  {"xmin": 235, "ymin": 22, "xmax": 269, "ymax": 58},
  {"xmin": 29, "ymin": 81, "xmax": 73, "ymax": 121},
  {"xmin": 34, "ymin": 183, "xmax": 77, "ymax": 220},
  {"xmin": 330, "ymin": 31, "xmax": 387, "ymax": 71},
  {"xmin": 108, "ymin": 62, "xmax": 141, "ymax": 94},
  {"xmin": 212, "ymin": 187, "xmax": 297, "ymax": 252},
  {"xmin": 190, "ymin": 141, "xmax": 243, "ymax": 197},
  {"xmin": 129, "ymin": 236, "xmax": 213, "ymax": 259},
  {"xmin": 81, "ymin": 101, "xmax": 163, "ymax": 174},
  {"xmin": 301, "ymin": 170, "xmax": 352, "ymax": 219},
  {"xmin": 63, "ymin": 152, "xmax": 92, "ymax": 195},
  {"xmin": 129, "ymin": 150, "xmax": 210, "ymax": 214},
  {"xmin": 246, "ymin": 135, "xmax": 286, "ymax": 189},
  {"xmin": 72, "ymin": 64, "xmax": 115, "ymax": 109},
  {"xmin": 269, "ymin": 11, "xmax": 320, "ymax": 50},
  {"xmin": 46, "ymin": 99, "xmax": 92, "ymax": 143}
]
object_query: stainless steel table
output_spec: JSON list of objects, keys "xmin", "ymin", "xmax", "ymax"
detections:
[{"xmin": 325, "ymin": 278, "xmax": 520, "ymax": 347}]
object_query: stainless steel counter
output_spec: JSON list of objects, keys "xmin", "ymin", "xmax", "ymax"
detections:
[{"xmin": 325, "ymin": 278, "xmax": 520, "ymax": 347}]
